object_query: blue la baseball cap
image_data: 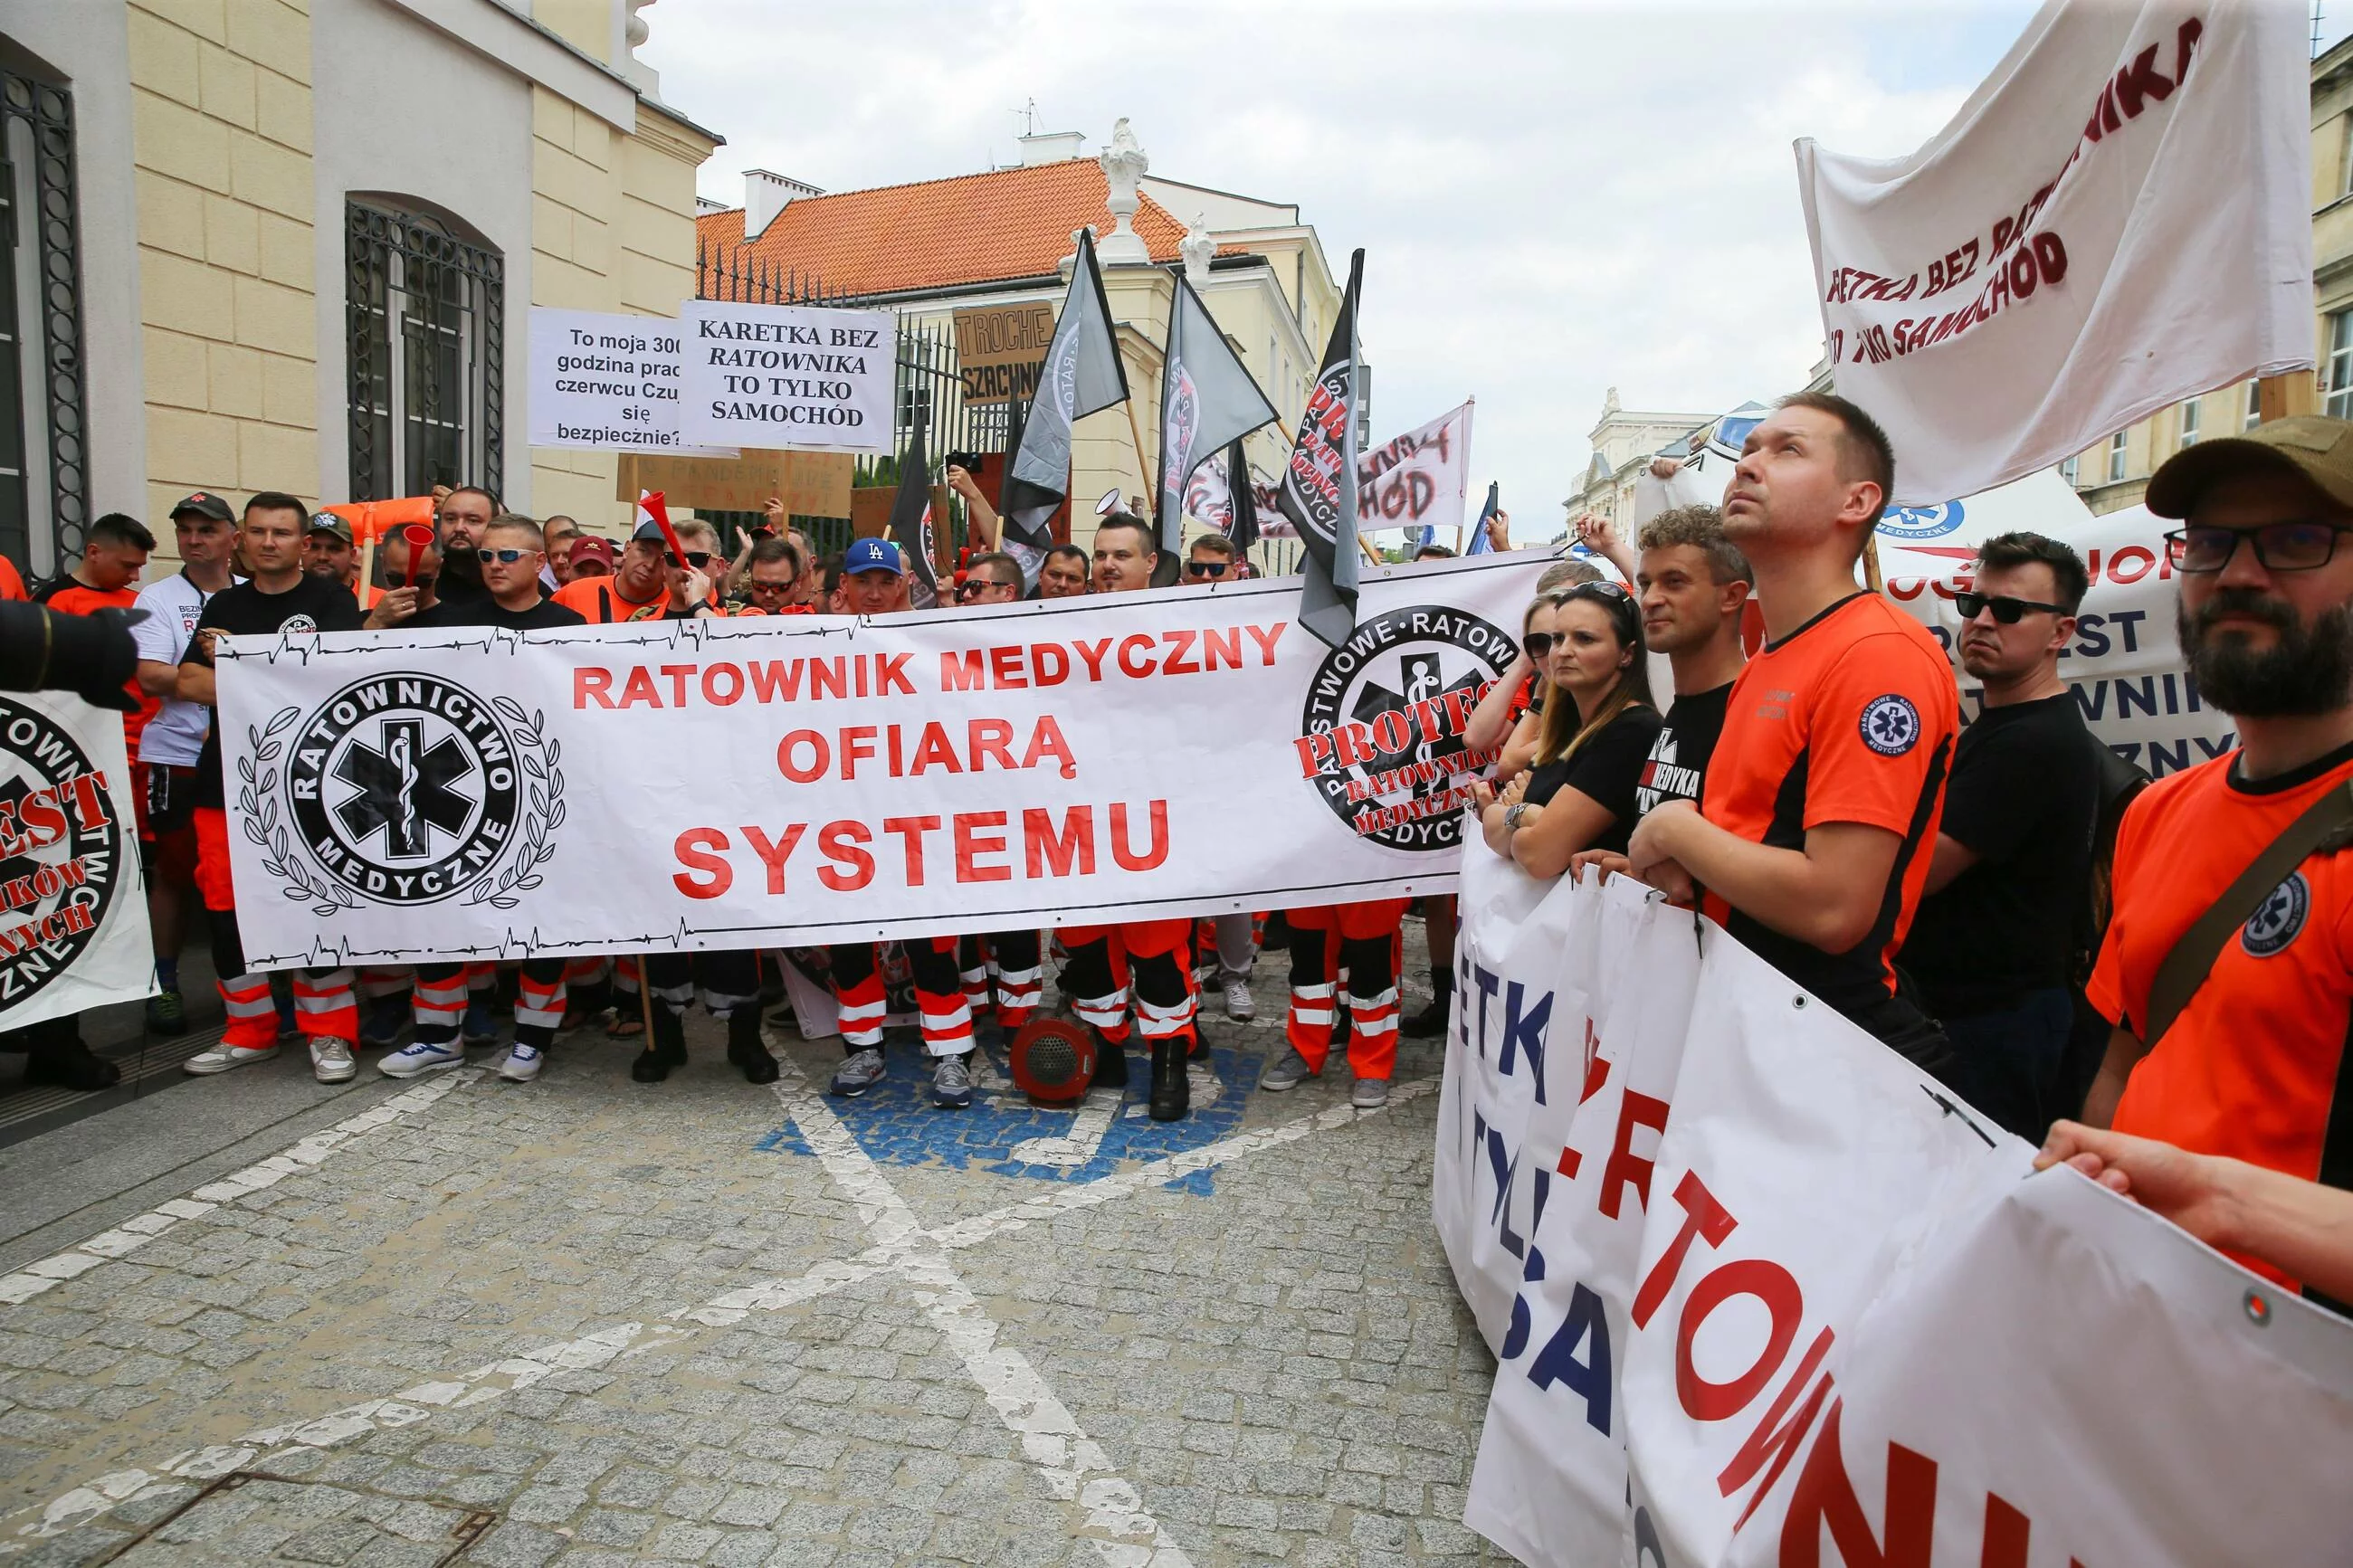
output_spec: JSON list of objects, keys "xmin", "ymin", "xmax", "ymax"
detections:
[{"xmin": 843, "ymin": 537, "xmax": 905, "ymax": 575}]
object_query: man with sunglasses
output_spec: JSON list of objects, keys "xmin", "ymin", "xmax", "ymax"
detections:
[
  {"xmin": 413, "ymin": 517, "xmax": 584, "ymax": 632},
  {"xmin": 1184, "ymin": 534, "xmax": 1239, "ymax": 584},
  {"xmin": 955, "ymin": 550, "xmax": 1023, "ymax": 607},
  {"xmin": 731, "ymin": 536, "xmax": 809, "ymax": 617},
  {"xmin": 1627, "ymin": 393, "xmax": 1959, "ymax": 1072},
  {"xmin": 1899, "ymin": 531, "xmax": 2099, "ymax": 1141},
  {"xmin": 554, "ymin": 518, "xmax": 724, "ymax": 623},
  {"xmin": 2080, "ymin": 417, "xmax": 2353, "ymax": 1306},
  {"xmin": 375, "ymin": 518, "xmax": 583, "ymax": 1085}
]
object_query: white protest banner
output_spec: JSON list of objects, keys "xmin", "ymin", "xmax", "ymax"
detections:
[
  {"xmin": 678, "ymin": 299, "xmax": 896, "ymax": 454},
  {"xmin": 1796, "ymin": 0, "xmax": 2312, "ymax": 504},
  {"xmin": 215, "ymin": 557, "xmax": 1540, "ymax": 970},
  {"xmin": 0, "ymin": 693, "xmax": 152, "ymax": 1030},
  {"xmin": 1720, "ymin": 1167, "xmax": 2353, "ymax": 1568},
  {"xmin": 1358, "ymin": 401, "xmax": 1472, "ymax": 537},
  {"xmin": 526, "ymin": 308, "xmax": 734, "ymax": 456},
  {"xmin": 1877, "ymin": 484, "xmax": 2234, "ymax": 777},
  {"xmin": 1465, "ymin": 870, "xmax": 1699, "ymax": 1568},
  {"xmin": 1441, "ymin": 877, "xmax": 2353, "ymax": 1565}
]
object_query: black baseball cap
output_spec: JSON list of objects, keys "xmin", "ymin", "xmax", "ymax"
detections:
[{"xmin": 170, "ymin": 491, "xmax": 234, "ymax": 524}]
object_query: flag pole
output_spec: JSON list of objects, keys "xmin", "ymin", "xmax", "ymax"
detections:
[{"xmin": 1120, "ymin": 402, "xmax": 1155, "ymax": 510}]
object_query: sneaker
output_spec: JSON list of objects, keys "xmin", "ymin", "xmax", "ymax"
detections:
[
  {"xmin": 1222, "ymin": 978, "xmax": 1255, "ymax": 1022},
  {"xmin": 144, "ymin": 987, "xmax": 186, "ymax": 1036},
  {"xmin": 359, "ymin": 994, "xmax": 406, "ymax": 1050},
  {"xmin": 378, "ymin": 1038, "xmax": 466, "ymax": 1079},
  {"xmin": 498, "ymin": 1043, "xmax": 543, "ymax": 1083},
  {"xmin": 309, "ymin": 1038, "xmax": 356, "ymax": 1084},
  {"xmin": 931, "ymin": 1051, "xmax": 974, "ymax": 1109},
  {"xmin": 830, "ymin": 1047, "xmax": 886, "ymax": 1097},
  {"xmin": 184, "ymin": 1041, "xmax": 280, "ymax": 1076},
  {"xmin": 1350, "ymin": 1076, "xmax": 1390, "ymax": 1109},
  {"xmin": 461, "ymin": 999, "xmax": 500, "ymax": 1047},
  {"xmin": 1259, "ymin": 1046, "xmax": 1316, "ymax": 1092}
]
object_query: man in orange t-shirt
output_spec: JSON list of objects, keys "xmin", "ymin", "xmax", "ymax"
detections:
[
  {"xmin": 34, "ymin": 513, "xmax": 159, "ymax": 748},
  {"xmin": 2085, "ymin": 417, "xmax": 2353, "ymax": 1313},
  {"xmin": 1628, "ymin": 394, "xmax": 1958, "ymax": 1072}
]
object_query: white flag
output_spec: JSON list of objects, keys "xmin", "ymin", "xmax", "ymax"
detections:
[{"xmin": 1796, "ymin": 0, "xmax": 2313, "ymax": 504}]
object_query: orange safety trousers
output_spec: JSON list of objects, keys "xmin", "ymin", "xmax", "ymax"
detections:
[{"xmin": 1284, "ymin": 900, "xmax": 1409, "ymax": 1081}]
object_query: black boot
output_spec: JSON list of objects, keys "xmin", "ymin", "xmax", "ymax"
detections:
[
  {"xmin": 24, "ymin": 1030, "xmax": 119, "ymax": 1092},
  {"xmin": 1148, "ymin": 1034, "xmax": 1189, "ymax": 1121},
  {"xmin": 1091, "ymin": 1029, "xmax": 1129, "ymax": 1088},
  {"xmin": 1401, "ymin": 974, "xmax": 1453, "ymax": 1039},
  {"xmin": 633, "ymin": 1003, "xmax": 687, "ymax": 1082},
  {"xmin": 728, "ymin": 1008, "xmax": 779, "ymax": 1085}
]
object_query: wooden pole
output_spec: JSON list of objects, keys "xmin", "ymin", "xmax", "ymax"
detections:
[
  {"xmin": 1862, "ymin": 533, "xmax": 1885, "ymax": 594},
  {"xmin": 1120, "ymin": 402, "xmax": 1156, "ymax": 513},
  {"xmin": 357, "ymin": 523, "xmax": 378, "ymax": 612},
  {"xmin": 2258, "ymin": 371, "xmax": 2318, "ymax": 424}
]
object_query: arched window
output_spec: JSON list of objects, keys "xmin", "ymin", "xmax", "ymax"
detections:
[
  {"xmin": 346, "ymin": 197, "xmax": 502, "ymax": 500},
  {"xmin": 0, "ymin": 42, "xmax": 86, "ymax": 576}
]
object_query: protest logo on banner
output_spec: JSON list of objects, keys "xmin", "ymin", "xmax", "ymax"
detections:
[
  {"xmin": 528, "ymin": 308, "xmax": 737, "ymax": 455},
  {"xmin": 243, "ymin": 679, "xmax": 560, "ymax": 914},
  {"xmin": 0, "ymin": 694, "xmax": 151, "ymax": 1029},
  {"xmin": 1295, "ymin": 603, "xmax": 1519, "ymax": 851},
  {"xmin": 678, "ymin": 299, "xmax": 896, "ymax": 454},
  {"xmin": 216, "ymin": 557, "xmax": 1543, "ymax": 968},
  {"xmin": 1797, "ymin": 1, "xmax": 2314, "ymax": 502},
  {"xmin": 1358, "ymin": 400, "xmax": 1472, "ymax": 537}
]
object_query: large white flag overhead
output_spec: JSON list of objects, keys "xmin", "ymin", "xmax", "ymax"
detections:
[{"xmin": 1796, "ymin": 0, "xmax": 2313, "ymax": 505}]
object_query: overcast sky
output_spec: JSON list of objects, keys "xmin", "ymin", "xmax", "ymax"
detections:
[{"xmin": 644, "ymin": 1, "xmax": 2340, "ymax": 543}]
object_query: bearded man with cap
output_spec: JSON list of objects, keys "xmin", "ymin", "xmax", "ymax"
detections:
[
  {"xmin": 821, "ymin": 537, "xmax": 985, "ymax": 1109},
  {"xmin": 2084, "ymin": 414, "xmax": 2353, "ymax": 1315},
  {"xmin": 302, "ymin": 513, "xmax": 358, "ymax": 591}
]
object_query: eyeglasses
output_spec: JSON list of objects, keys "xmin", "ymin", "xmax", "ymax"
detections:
[
  {"xmin": 748, "ymin": 579, "xmax": 793, "ymax": 594},
  {"xmin": 957, "ymin": 578, "xmax": 1016, "ymax": 600},
  {"xmin": 662, "ymin": 550, "xmax": 715, "ymax": 570},
  {"xmin": 475, "ymin": 547, "xmax": 533, "ymax": 565},
  {"xmin": 2163, "ymin": 522, "xmax": 2353, "ymax": 574},
  {"xmin": 1953, "ymin": 590, "xmax": 2069, "ymax": 623},
  {"xmin": 1184, "ymin": 560, "xmax": 1231, "ymax": 577},
  {"xmin": 1524, "ymin": 632, "xmax": 1561, "ymax": 658}
]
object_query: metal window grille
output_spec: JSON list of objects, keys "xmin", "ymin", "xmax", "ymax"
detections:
[
  {"xmin": 347, "ymin": 201, "xmax": 502, "ymax": 500},
  {"xmin": 0, "ymin": 65, "xmax": 86, "ymax": 575}
]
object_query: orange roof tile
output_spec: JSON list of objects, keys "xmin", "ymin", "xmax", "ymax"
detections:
[{"xmin": 694, "ymin": 159, "xmax": 1196, "ymax": 300}]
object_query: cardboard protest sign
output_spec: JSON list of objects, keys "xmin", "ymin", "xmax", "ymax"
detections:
[
  {"xmin": 954, "ymin": 302, "xmax": 1056, "ymax": 406},
  {"xmin": 614, "ymin": 451, "xmax": 854, "ymax": 518}
]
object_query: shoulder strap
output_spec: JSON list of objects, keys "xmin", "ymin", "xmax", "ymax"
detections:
[{"xmin": 2144, "ymin": 777, "xmax": 2353, "ymax": 1046}]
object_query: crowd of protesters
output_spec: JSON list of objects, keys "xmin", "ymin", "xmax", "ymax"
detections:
[{"xmin": 8, "ymin": 397, "xmax": 2353, "ymax": 1307}]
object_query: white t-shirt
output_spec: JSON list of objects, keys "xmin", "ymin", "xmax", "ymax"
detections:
[{"xmin": 131, "ymin": 571, "xmax": 235, "ymax": 765}]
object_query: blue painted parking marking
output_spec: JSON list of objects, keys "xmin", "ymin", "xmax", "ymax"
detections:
[{"xmin": 758, "ymin": 1038, "xmax": 1265, "ymax": 1193}]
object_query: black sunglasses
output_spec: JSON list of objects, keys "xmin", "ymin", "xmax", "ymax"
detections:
[
  {"xmin": 475, "ymin": 547, "xmax": 533, "ymax": 565},
  {"xmin": 1524, "ymin": 632, "xmax": 1561, "ymax": 659},
  {"xmin": 663, "ymin": 550, "xmax": 715, "ymax": 570},
  {"xmin": 1185, "ymin": 560, "xmax": 1231, "ymax": 577},
  {"xmin": 1954, "ymin": 590, "xmax": 2068, "ymax": 623},
  {"xmin": 2164, "ymin": 522, "xmax": 2353, "ymax": 574},
  {"xmin": 957, "ymin": 577, "xmax": 1015, "ymax": 599}
]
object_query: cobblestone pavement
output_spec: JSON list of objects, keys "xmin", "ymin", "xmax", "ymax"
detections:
[{"xmin": 0, "ymin": 938, "xmax": 1506, "ymax": 1567}]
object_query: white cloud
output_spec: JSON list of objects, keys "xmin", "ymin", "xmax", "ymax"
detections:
[{"xmin": 643, "ymin": 0, "xmax": 2034, "ymax": 536}]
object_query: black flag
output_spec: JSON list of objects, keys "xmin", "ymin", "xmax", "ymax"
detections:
[
  {"xmin": 1224, "ymin": 441, "xmax": 1259, "ymax": 556},
  {"xmin": 1277, "ymin": 249, "xmax": 1366, "ymax": 649},
  {"xmin": 1153, "ymin": 276, "xmax": 1278, "ymax": 585},
  {"xmin": 888, "ymin": 401, "xmax": 942, "ymax": 609},
  {"xmin": 1002, "ymin": 230, "xmax": 1129, "ymax": 569}
]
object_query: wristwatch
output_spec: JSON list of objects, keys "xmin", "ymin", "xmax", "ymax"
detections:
[{"xmin": 1502, "ymin": 803, "xmax": 1531, "ymax": 832}]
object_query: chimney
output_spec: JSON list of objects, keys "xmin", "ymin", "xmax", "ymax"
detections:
[
  {"xmin": 1018, "ymin": 130, "xmax": 1086, "ymax": 166},
  {"xmin": 745, "ymin": 168, "xmax": 823, "ymax": 240}
]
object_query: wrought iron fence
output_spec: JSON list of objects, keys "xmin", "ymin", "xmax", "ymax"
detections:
[{"xmin": 0, "ymin": 66, "xmax": 88, "ymax": 575}]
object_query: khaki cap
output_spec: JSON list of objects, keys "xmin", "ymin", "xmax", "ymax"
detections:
[{"xmin": 2146, "ymin": 415, "xmax": 2353, "ymax": 519}]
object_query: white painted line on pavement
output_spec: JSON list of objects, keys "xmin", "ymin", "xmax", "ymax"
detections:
[
  {"xmin": 0, "ymin": 1070, "xmax": 483, "ymax": 1308},
  {"xmin": 762, "ymin": 1056, "xmax": 1196, "ymax": 1568}
]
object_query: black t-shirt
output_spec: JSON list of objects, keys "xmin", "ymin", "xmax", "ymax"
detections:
[
  {"xmin": 185, "ymin": 575, "xmax": 363, "ymax": 808},
  {"xmin": 413, "ymin": 596, "xmax": 585, "ymax": 632},
  {"xmin": 1900, "ymin": 692, "xmax": 2101, "ymax": 1017},
  {"xmin": 1519, "ymin": 704, "xmax": 1665, "ymax": 855},
  {"xmin": 1634, "ymin": 681, "xmax": 1732, "ymax": 819}
]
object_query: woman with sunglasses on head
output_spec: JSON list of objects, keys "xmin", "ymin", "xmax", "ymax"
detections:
[{"xmin": 1471, "ymin": 583, "xmax": 1662, "ymax": 879}]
